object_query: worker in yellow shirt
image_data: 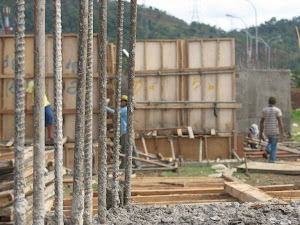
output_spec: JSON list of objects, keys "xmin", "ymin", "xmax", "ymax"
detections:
[{"xmin": 25, "ymin": 80, "xmax": 54, "ymax": 140}]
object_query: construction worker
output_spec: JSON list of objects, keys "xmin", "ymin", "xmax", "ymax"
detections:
[
  {"xmin": 106, "ymin": 95, "xmax": 141, "ymax": 169},
  {"xmin": 25, "ymin": 80, "xmax": 54, "ymax": 140},
  {"xmin": 259, "ymin": 96, "xmax": 285, "ymax": 163}
]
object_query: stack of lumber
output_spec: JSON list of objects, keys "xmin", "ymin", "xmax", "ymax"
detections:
[{"xmin": 0, "ymin": 142, "xmax": 55, "ymax": 224}]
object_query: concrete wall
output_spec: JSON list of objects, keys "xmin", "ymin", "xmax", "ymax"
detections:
[{"xmin": 236, "ymin": 70, "xmax": 291, "ymax": 135}]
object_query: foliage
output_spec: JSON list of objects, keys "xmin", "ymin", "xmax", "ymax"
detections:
[{"xmin": 291, "ymin": 66, "xmax": 300, "ymax": 88}]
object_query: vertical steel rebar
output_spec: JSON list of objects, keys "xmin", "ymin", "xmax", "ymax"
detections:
[
  {"xmin": 33, "ymin": 0, "xmax": 46, "ymax": 224},
  {"xmin": 98, "ymin": 0, "xmax": 107, "ymax": 223},
  {"xmin": 14, "ymin": 1, "xmax": 27, "ymax": 224},
  {"xmin": 71, "ymin": 0, "xmax": 88, "ymax": 224},
  {"xmin": 111, "ymin": 0, "xmax": 125, "ymax": 209},
  {"xmin": 53, "ymin": 0, "xmax": 63, "ymax": 224},
  {"xmin": 83, "ymin": 0, "xmax": 93, "ymax": 224},
  {"xmin": 124, "ymin": 0, "xmax": 138, "ymax": 205}
]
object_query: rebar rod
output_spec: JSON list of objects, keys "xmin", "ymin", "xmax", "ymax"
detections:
[
  {"xmin": 111, "ymin": 0, "xmax": 124, "ymax": 209},
  {"xmin": 33, "ymin": 0, "xmax": 46, "ymax": 224},
  {"xmin": 71, "ymin": 0, "xmax": 88, "ymax": 224},
  {"xmin": 98, "ymin": 0, "xmax": 107, "ymax": 223},
  {"xmin": 53, "ymin": 0, "xmax": 63, "ymax": 224},
  {"xmin": 83, "ymin": 0, "xmax": 93, "ymax": 224},
  {"xmin": 13, "ymin": 1, "xmax": 27, "ymax": 224},
  {"xmin": 124, "ymin": 0, "xmax": 138, "ymax": 205}
]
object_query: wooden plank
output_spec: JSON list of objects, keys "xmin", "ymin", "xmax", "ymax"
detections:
[
  {"xmin": 140, "ymin": 136, "xmax": 149, "ymax": 160},
  {"xmin": 187, "ymin": 126, "xmax": 194, "ymax": 139},
  {"xmin": 267, "ymin": 190, "xmax": 300, "ymax": 198},
  {"xmin": 177, "ymin": 129, "xmax": 182, "ymax": 137},
  {"xmin": 127, "ymin": 177, "xmax": 224, "ymax": 184},
  {"xmin": 168, "ymin": 137, "xmax": 176, "ymax": 160},
  {"xmin": 5, "ymin": 139, "xmax": 13, "ymax": 147},
  {"xmin": 257, "ymin": 184, "xmax": 294, "ymax": 192},
  {"xmin": 118, "ymin": 152, "xmax": 173, "ymax": 168},
  {"xmin": 237, "ymin": 161, "xmax": 300, "ymax": 175},
  {"xmin": 132, "ymin": 199, "xmax": 237, "ymax": 206},
  {"xmin": 132, "ymin": 193, "xmax": 231, "ymax": 203},
  {"xmin": 136, "ymin": 102, "xmax": 241, "ymax": 109},
  {"xmin": 0, "ymin": 191, "xmax": 13, "ymax": 208},
  {"xmin": 131, "ymin": 187, "xmax": 225, "ymax": 196},
  {"xmin": 224, "ymin": 182, "xmax": 276, "ymax": 203}
]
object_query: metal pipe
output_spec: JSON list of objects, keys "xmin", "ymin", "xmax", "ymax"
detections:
[
  {"xmin": 135, "ymin": 70, "xmax": 235, "ymax": 77},
  {"xmin": 71, "ymin": 0, "xmax": 88, "ymax": 224},
  {"xmin": 245, "ymin": 0, "xmax": 258, "ymax": 62},
  {"xmin": 98, "ymin": 0, "xmax": 107, "ymax": 223},
  {"xmin": 14, "ymin": 1, "xmax": 27, "ymax": 224},
  {"xmin": 33, "ymin": 0, "xmax": 46, "ymax": 224},
  {"xmin": 53, "ymin": 0, "xmax": 63, "ymax": 224},
  {"xmin": 112, "ymin": 0, "xmax": 124, "ymax": 209},
  {"xmin": 83, "ymin": 0, "xmax": 93, "ymax": 223},
  {"xmin": 225, "ymin": 14, "xmax": 250, "ymax": 66},
  {"xmin": 124, "ymin": 0, "xmax": 138, "ymax": 205}
]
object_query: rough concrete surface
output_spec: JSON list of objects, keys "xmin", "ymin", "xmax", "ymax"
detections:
[
  {"xmin": 93, "ymin": 202, "xmax": 300, "ymax": 225},
  {"xmin": 236, "ymin": 70, "xmax": 291, "ymax": 135}
]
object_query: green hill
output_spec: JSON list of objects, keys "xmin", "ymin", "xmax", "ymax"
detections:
[{"xmin": 2, "ymin": 0, "xmax": 300, "ymax": 70}]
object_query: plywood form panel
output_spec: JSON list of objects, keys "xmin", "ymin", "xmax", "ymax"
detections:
[
  {"xmin": 187, "ymin": 41, "xmax": 201, "ymax": 68},
  {"xmin": 162, "ymin": 41, "xmax": 177, "ymax": 69},
  {"xmin": 219, "ymin": 40, "xmax": 233, "ymax": 67},
  {"xmin": 218, "ymin": 73, "xmax": 233, "ymax": 101},
  {"xmin": 201, "ymin": 41, "xmax": 217, "ymax": 68},
  {"xmin": 188, "ymin": 74, "xmax": 202, "ymax": 130},
  {"xmin": 3, "ymin": 115, "xmax": 33, "ymax": 140},
  {"xmin": 62, "ymin": 36, "xmax": 78, "ymax": 74},
  {"xmin": 135, "ymin": 42, "xmax": 145, "ymax": 71},
  {"xmin": 63, "ymin": 79, "xmax": 77, "ymax": 109},
  {"xmin": 147, "ymin": 77, "xmax": 162, "ymax": 128},
  {"xmin": 207, "ymin": 136, "xmax": 230, "ymax": 159},
  {"xmin": 2, "ymin": 37, "xmax": 14, "ymax": 75},
  {"xmin": 46, "ymin": 36, "xmax": 54, "ymax": 74},
  {"xmin": 145, "ymin": 42, "xmax": 161, "ymax": 70},
  {"xmin": 161, "ymin": 75, "xmax": 177, "ymax": 127},
  {"xmin": 2, "ymin": 79, "xmax": 15, "ymax": 110},
  {"xmin": 24, "ymin": 37, "xmax": 34, "ymax": 75},
  {"xmin": 219, "ymin": 109, "xmax": 233, "ymax": 131}
]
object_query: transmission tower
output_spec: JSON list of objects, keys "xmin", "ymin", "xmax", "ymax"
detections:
[{"xmin": 191, "ymin": 0, "xmax": 201, "ymax": 22}]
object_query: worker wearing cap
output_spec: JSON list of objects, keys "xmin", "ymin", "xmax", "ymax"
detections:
[
  {"xmin": 106, "ymin": 95, "xmax": 141, "ymax": 169},
  {"xmin": 25, "ymin": 80, "xmax": 54, "ymax": 140}
]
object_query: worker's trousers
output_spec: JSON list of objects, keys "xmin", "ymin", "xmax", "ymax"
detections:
[
  {"xmin": 266, "ymin": 136, "xmax": 278, "ymax": 163},
  {"xmin": 120, "ymin": 134, "xmax": 141, "ymax": 169}
]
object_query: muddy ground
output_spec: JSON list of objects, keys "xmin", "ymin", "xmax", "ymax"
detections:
[{"xmin": 98, "ymin": 201, "xmax": 300, "ymax": 225}]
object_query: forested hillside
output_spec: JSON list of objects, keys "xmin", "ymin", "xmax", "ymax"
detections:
[{"xmin": 2, "ymin": 0, "xmax": 300, "ymax": 70}]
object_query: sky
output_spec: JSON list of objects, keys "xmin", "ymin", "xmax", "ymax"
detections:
[{"xmin": 140, "ymin": 0, "xmax": 300, "ymax": 31}]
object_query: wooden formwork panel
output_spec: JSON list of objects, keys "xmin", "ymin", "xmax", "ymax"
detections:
[
  {"xmin": 0, "ymin": 34, "xmax": 116, "ymax": 141},
  {"xmin": 134, "ymin": 39, "xmax": 238, "ymax": 134},
  {"xmin": 135, "ymin": 136, "xmax": 231, "ymax": 160}
]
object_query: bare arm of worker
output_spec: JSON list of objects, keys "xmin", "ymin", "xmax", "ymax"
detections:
[
  {"xmin": 277, "ymin": 116, "xmax": 285, "ymax": 138},
  {"xmin": 25, "ymin": 92, "xmax": 30, "ymax": 113},
  {"xmin": 259, "ymin": 118, "xmax": 264, "ymax": 140}
]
